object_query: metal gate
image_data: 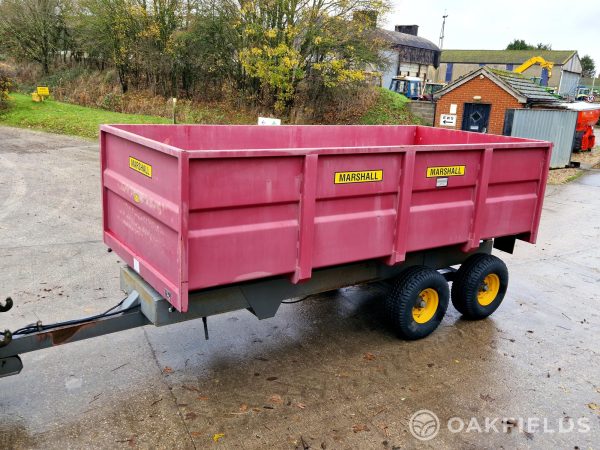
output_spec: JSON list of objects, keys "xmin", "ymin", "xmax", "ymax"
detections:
[{"xmin": 503, "ymin": 109, "xmax": 577, "ymax": 168}]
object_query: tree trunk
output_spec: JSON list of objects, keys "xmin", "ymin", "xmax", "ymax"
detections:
[{"xmin": 118, "ymin": 67, "xmax": 129, "ymax": 93}]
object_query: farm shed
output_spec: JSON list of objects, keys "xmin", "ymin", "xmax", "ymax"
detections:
[
  {"xmin": 377, "ymin": 25, "xmax": 441, "ymax": 90},
  {"xmin": 433, "ymin": 66, "xmax": 559, "ymax": 135}
]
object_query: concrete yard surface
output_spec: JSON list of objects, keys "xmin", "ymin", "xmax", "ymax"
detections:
[{"xmin": 0, "ymin": 126, "xmax": 599, "ymax": 449}]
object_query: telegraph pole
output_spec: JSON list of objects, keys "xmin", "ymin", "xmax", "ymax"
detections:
[
  {"xmin": 435, "ymin": 12, "xmax": 448, "ymax": 83},
  {"xmin": 439, "ymin": 12, "xmax": 448, "ymax": 49}
]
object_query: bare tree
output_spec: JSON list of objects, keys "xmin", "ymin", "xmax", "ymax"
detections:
[
  {"xmin": 75, "ymin": 0, "xmax": 146, "ymax": 92},
  {"xmin": 0, "ymin": 0, "xmax": 71, "ymax": 74}
]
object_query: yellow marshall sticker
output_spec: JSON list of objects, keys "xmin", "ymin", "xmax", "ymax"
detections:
[
  {"xmin": 129, "ymin": 157, "xmax": 152, "ymax": 178},
  {"xmin": 426, "ymin": 165, "xmax": 465, "ymax": 178},
  {"xmin": 334, "ymin": 170, "xmax": 383, "ymax": 184}
]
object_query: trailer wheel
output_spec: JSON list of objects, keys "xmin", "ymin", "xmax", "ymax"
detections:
[
  {"xmin": 451, "ymin": 254, "xmax": 508, "ymax": 320},
  {"xmin": 385, "ymin": 266, "xmax": 449, "ymax": 340}
]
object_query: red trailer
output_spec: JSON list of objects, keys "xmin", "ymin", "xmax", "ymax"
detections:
[{"xmin": 0, "ymin": 125, "xmax": 552, "ymax": 377}]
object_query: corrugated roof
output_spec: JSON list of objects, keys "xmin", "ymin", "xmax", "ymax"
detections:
[
  {"xmin": 376, "ymin": 29, "xmax": 440, "ymax": 51},
  {"xmin": 489, "ymin": 68, "xmax": 558, "ymax": 102},
  {"xmin": 441, "ymin": 49, "xmax": 576, "ymax": 65}
]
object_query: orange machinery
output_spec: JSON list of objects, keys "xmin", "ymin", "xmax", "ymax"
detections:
[
  {"xmin": 563, "ymin": 103, "xmax": 600, "ymax": 152},
  {"xmin": 575, "ymin": 109, "xmax": 600, "ymax": 151}
]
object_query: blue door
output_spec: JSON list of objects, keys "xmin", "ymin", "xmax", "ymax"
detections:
[{"xmin": 461, "ymin": 103, "xmax": 491, "ymax": 133}]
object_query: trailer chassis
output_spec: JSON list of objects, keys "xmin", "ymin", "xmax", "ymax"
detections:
[{"xmin": 0, "ymin": 240, "xmax": 496, "ymax": 378}]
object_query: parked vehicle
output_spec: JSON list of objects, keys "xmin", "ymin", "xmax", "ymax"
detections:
[
  {"xmin": 575, "ymin": 86, "xmax": 596, "ymax": 102},
  {"xmin": 389, "ymin": 76, "xmax": 422, "ymax": 99},
  {"xmin": 421, "ymin": 82, "xmax": 445, "ymax": 101}
]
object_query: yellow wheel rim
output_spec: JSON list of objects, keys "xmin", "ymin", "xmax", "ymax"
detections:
[
  {"xmin": 412, "ymin": 288, "xmax": 439, "ymax": 324},
  {"xmin": 477, "ymin": 274, "xmax": 500, "ymax": 306}
]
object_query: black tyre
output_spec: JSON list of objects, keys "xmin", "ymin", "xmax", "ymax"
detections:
[
  {"xmin": 385, "ymin": 266, "xmax": 449, "ymax": 340},
  {"xmin": 573, "ymin": 131, "xmax": 584, "ymax": 152},
  {"xmin": 451, "ymin": 253, "xmax": 508, "ymax": 320}
]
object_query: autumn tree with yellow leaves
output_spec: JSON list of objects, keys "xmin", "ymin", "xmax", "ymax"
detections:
[
  {"xmin": 237, "ymin": 0, "xmax": 389, "ymax": 113},
  {"xmin": 0, "ymin": 0, "xmax": 389, "ymax": 115}
]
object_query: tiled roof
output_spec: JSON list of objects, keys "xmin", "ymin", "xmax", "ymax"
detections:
[
  {"xmin": 489, "ymin": 68, "xmax": 558, "ymax": 102},
  {"xmin": 434, "ymin": 67, "xmax": 559, "ymax": 104},
  {"xmin": 441, "ymin": 49, "xmax": 577, "ymax": 65}
]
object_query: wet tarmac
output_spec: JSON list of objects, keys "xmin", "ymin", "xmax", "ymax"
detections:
[{"xmin": 0, "ymin": 126, "xmax": 599, "ymax": 449}]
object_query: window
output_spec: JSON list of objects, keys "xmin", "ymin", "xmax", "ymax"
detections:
[{"xmin": 445, "ymin": 63, "xmax": 453, "ymax": 82}]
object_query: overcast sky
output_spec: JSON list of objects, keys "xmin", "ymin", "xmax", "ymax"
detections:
[{"xmin": 385, "ymin": 0, "xmax": 600, "ymax": 76}]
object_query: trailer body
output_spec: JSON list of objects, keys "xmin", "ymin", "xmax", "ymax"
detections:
[{"xmin": 100, "ymin": 125, "xmax": 552, "ymax": 313}]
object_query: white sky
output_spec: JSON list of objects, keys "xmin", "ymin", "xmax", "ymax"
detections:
[{"xmin": 386, "ymin": 0, "xmax": 600, "ymax": 76}]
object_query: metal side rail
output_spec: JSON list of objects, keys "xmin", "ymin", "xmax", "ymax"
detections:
[{"xmin": 0, "ymin": 291, "xmax": 149, "ymax": 378}]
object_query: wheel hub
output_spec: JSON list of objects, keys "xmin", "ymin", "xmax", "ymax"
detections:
[
  {"xmin": 477, "ymin": 274, "xmax": 500, "ymax": 306},
  {"xmin": 412, "ymin": 288, "xmax": 439, "ymax": 324}
]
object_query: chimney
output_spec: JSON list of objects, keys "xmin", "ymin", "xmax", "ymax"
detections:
[{"xmin": 395, "ymin": 25, "xmax": 419, "ymax": 36}]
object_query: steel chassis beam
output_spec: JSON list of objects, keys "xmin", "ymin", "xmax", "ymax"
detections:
[
  {"xmin": 0, "ymin": 240, "xmax": 492, "ymax": 378},
  {"xmin": 122, "ymin": 240, "xmax": 492, "ymax": 325}
]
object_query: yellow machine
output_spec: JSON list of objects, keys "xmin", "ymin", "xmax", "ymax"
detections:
[
  {"xmin": 514, "ymin": 56, "xmax": 554, "ymax": 79},
  {"xmin": 32, "ymin": 86, "xmax": 50, "ymax": 102}
]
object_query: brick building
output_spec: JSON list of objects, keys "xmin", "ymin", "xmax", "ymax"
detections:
[{"xmin": 433, "ymin": 67, "xmax": 558, "ymax": 135}]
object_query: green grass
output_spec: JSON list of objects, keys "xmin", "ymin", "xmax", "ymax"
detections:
[
  {"xmin": 359, "ymin": 88, "xmax": 420, "ymax": 125},
  {"xmin": 0, "ymin": 93, "xmax": 169, "ymax": 139},
  {"xmin": 565, "ymin": 170, "xmax": 585, "ymax": 184},
  {"xmin": 0, "ymin": 89, "xmax": 422, "ymax": 139}
]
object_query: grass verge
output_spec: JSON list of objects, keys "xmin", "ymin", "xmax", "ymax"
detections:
[
  {"xmin": 0, "ymin": 93, "xmax": 169, "ymax": 139},
  {"xmin": 359, "ymin": 88, "xmax": 420, "ymax": 125},
  {"xmin": 0, "ymin": 88, "xmax": 424, "ymax": 140}
]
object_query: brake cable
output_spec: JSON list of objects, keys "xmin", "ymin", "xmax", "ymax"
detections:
[{"xmin": 1, "ymin": 295, "xmax": 138, "ymax": 341}]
